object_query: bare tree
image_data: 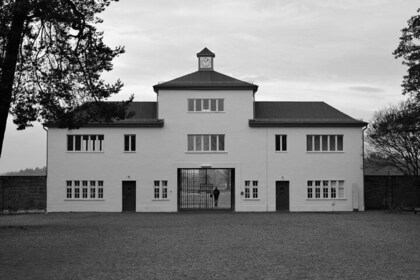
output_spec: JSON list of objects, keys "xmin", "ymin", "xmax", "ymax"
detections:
[{"xmin": 366, "ymin": 100, "xmax": 420, "ymax": 176}]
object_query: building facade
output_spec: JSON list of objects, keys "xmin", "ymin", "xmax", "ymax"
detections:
[{"xmin": 46, "ymin": 48, "xmax": 367, "ymax": 212}]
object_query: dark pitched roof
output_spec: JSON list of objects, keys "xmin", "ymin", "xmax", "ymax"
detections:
[
  {"xmin": 45, "ymin": 102, "xmax": 164, "ymax": 128},
  {"xmin": 153, "ymin": 70, "xmax": 258, "ymax": 93},
  {"xmin": 249, "ymin": 102, "xmax": 368, "ymax": 127},
  {"xmin": 197, "ymin": 47, "xmax": 215, "ymax": 57}
]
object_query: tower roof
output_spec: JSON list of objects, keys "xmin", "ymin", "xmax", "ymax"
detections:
[{"xmin": 197, "ymin": 47, "xmax": 215, "ymax": 57}]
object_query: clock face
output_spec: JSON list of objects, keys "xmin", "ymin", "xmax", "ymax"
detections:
[{"xmin": 200, "ymin": 57, "xmax": 212, "ymax": 68}]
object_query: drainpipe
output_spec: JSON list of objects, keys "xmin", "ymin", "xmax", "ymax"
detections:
[
  {"xmin": 43, "ymin": 125, "xmax": 48, "ymax": 177},
  {"xmin": 266, "ymin": 128, "xmax": 269, "ymax": 212},
  {"xmin": 43, "ymin": 125, "xmax": 48, "ymax": 214},
  {"xmin": 362, "ymin": 125, "xmax": 368, "ymax": 210}
]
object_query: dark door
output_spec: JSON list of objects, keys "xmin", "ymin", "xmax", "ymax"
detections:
[
  {"xmin": 276, "ymin": 181, "xmax": 289, "ymax": 211},
  {"xmin": 122, "ymin": 181, "xmax": 136, "ymax": 212}
]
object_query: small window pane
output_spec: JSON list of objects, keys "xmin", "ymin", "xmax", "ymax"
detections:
[
  {"xmin": 314, "ymin": 136, "xmax": 320, "ymax": 151},
  {"xmin": 322, "ymin": 135, "xmax": 328, "ymax": 151},
  {"xmin": 203, "ymin": 135, "xmax": 210, "ymax": 151},
  {"xmin": 275, "ymin": 135, "xmax": 280, "ymax": 151},
  {"xmin": 195, "ymin": 136, "xmax": 202, "ymax": 151},
  {"xmin": 124, "ymin": 135, "xmax": 130, "ymax": 151},
  {"xmin": 282, "ymin": 135, "xmax": 287, "ymax": 151},
  {"xmin": 218, "ymin": 135, "xmax": 225, "ymax": 151},
  {"xmin": 154, "ymin": 181, "xmax": 160, "ymax": 187},
  {"xmin": 83, "ymin": 135, "xmax": 89, "ymax": 151},
  {"xmin": 188, "ymin": 99, "xmax": 194, "ymax": 111},
  {"xmin": 203, "ymin": 99, "xmax": 209, "ymax": 111},
  {"xmin": 210, "ymin": 99, "xmax": 217, "ymax": 111},
  {"xmin": 337, "ymin": 135, "xmax": 343, "ymax": 151},
  {"xmin": 67, "ymin": 136, "xmax": 74, "ymax": 151},
  {"xmin": 245, "ymin": 181, "xmax": 250, "ymax": 186},
  {"xmin": 196, "ymin": 99, "xmax": 202, "ymax": 111},
  {"xmin": 329, "ymin": 135, "xmax": 336, "ymax": 151},
  {"xmin": 211, "ymin": 135, "xmax": 217, "ymax": 151},
  {"xmin": 308, "ymin": 188, "xmax": 313, "ymax": 198},
  {"xmin": 131, "ymin": 135, "xmax": 136, "ymax": 151},
  {"xmin": 188, "ymin": 135, "xmax": 194, "ymax": 151},
  {"xmin": 218, "ymin": 99, "xmax": 224, "ymax": 111},
  {"xmin": 307, "ymin": 135, "xmax": 313, "ymax": 151},
  {"xmin": 75, "ymin": 135, "xmax": 81, "ymax": 151}
]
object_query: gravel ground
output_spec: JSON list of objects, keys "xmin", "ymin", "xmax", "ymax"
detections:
[{"xmin": 0, "ymin": 211, "xmax": 419, "ymax": 280}]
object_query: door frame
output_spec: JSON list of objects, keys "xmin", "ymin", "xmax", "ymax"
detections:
[
  {"xmin": 276, "ymin": 180, "xmax": 290, "ymax": 211},
  {"xmin": 122, "ymin": 181, "xmax": 136, "ymax": 212}
]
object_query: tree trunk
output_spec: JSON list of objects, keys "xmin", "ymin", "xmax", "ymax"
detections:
[{"xmin": 0, "ymin": 0, "xmax": 29, "ymax": 157}]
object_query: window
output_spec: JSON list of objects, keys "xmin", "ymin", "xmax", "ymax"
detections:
[
  {"xmin": 162, "ymin": 181, "xmax": 168, "ymax": 199},
  {"xmin": 252, "ymin": 181, "xmax": 259, "ymax": 198},
  {"xmin": 187, "ymin": 135, "xmax": 225, "ymax": 152},
  {"xmin": 98, "ymin": 181, "xmax": 104, "ymax": 199},
  {"xmin": 315, "ymin": 180, "xmax": 321, "ymax": 198},
  {"xmin": 244, "ymin": 181, "xmax": 250, "ymax": 198},
  {"xmin": 67, "ymin": 135, "xmax": 104, "ymax": 152},
  {"xmin": 244, "ymin": 180, "xmax": 259, "ymax": 199},
  {"xmin": 306, "ymin": 135, "xmax": 343, "ymax": 152},
  {"xmin": 74, "ymin": 181, "xmax": 80, "ymax": 198},
  {"xmin": 124, "ymin": 135, "xmax": 136, "ymax": 152},
  {"xmin": 90, "ymin": 181, "xmax": 96, "ymax": 198},
  {"xmin": 307, "ymin": 181, "xmax": 313, "ymax": 198},
  {"xmin": 82, "ymin": 181, "xmax": 88, "ymax": 198},
  {"xmin": 275, "ymin": 135, "xmax": 287, "ymax": 152},
  {"xmin": 307, "ymin": 180, "xmax": 345, "ymax": 199},
  {"xmin": 66, "ymin": 181, "xmax": 72, "ymax": 199},
  {"xmin": 65, "ymin": 180, "xmax": 104, "ymax": 200},
  {"xmin": 188, "ymin": 99, "xmax": 224, "ymax": 112},
  {"xmin": 154, "ymin": 180, "xmax": 168, "ymax": 199}
]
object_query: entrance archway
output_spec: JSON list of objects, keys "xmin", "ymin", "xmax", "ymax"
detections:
[{"xmin": 178, "ymin": 168, "xmax": 234, "ymax": 211}]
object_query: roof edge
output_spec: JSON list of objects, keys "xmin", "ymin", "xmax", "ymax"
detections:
[
  {"xmin": 45, "ymin": 120, "xmax": 164, "ymax": 128},
  {"xmin": 153, "ymin": 84, "xmax": 258, "ymax": 93},
  {"xmin": 249, "ymin": 119, "xmax": 368, "ymax": 128}
]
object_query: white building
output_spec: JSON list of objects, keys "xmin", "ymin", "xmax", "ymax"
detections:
[{"xmin": 46, "ymin": 48, "xmax": 367, "ymax": 212}]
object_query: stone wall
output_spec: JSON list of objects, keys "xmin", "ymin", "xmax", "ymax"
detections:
[
  {"xmin": 0, "ymin": 176, "xmax": 46, "ymax": 213},
  {"xmin": 364, "ymin": 176, "xmax": 420, "ymax": 210}
]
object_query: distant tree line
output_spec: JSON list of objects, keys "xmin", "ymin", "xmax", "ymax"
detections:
[{"xmin": 2, "ymin": 166, "xmax": 46, "ymax": 175}]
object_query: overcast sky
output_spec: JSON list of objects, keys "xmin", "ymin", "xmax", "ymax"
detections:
[{"xmin": 0, "ymin": 0, "xmax": 418, "ymax": 173}]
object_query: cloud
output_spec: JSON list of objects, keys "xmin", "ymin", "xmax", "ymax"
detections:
[{"xmin": 349, "ymin": 86, "xmax": 385, "ymax": 93}]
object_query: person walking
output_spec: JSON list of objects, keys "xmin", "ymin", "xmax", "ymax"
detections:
[{"xmin": 213, "ymin": 187, "xmax": 220, "ymax": 207}]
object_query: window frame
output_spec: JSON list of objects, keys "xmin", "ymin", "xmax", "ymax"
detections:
[
  {"xmin": 244, "ymin": 180, "xmax": 259, "ymax": 200},
  {"xmin": 306, "ymin": 135, "xmax": 344, "ymax": 152},
  {"xmin": 275, "ymin": 135, "xmax": 287, "ymax": 152},
  {"xmin": 65, "ymin": 180, "xmax": 104, "ymax": 200},
  {"xmin": 67, "ymin": 134, "xmax": 104, "ymax": 152},
  {"xmin": 153, "ymin": 180, "xmax": 169, "ymax": 200},
  {"xmin": 307, "ymin": 180, "xmax": 345, "ymax": 200},
  {"xmin": 187, "ymin": 134, "xmax": 226, "ymax": 152},
  {"xmin": 187, "ymin": 98, "xmax": 225, "ymax": 113},
  {"xmin": 124, "ymin": 134, "xmax": 136, "ymax": 152}
]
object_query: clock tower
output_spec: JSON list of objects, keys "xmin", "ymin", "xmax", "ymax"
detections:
[{"xmin": 197, "ymin": 47, "xmax": 215, "ymax": 71}]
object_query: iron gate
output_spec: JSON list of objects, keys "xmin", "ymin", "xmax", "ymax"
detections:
[{"xmin": 178, "ymin": 169, "xmax": 233, "ymax": 210}]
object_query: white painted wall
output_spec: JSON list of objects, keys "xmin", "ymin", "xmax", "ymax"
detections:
[{"xmin": 47, "ymin": 89, "xmax": 365, "ymax": 212}]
